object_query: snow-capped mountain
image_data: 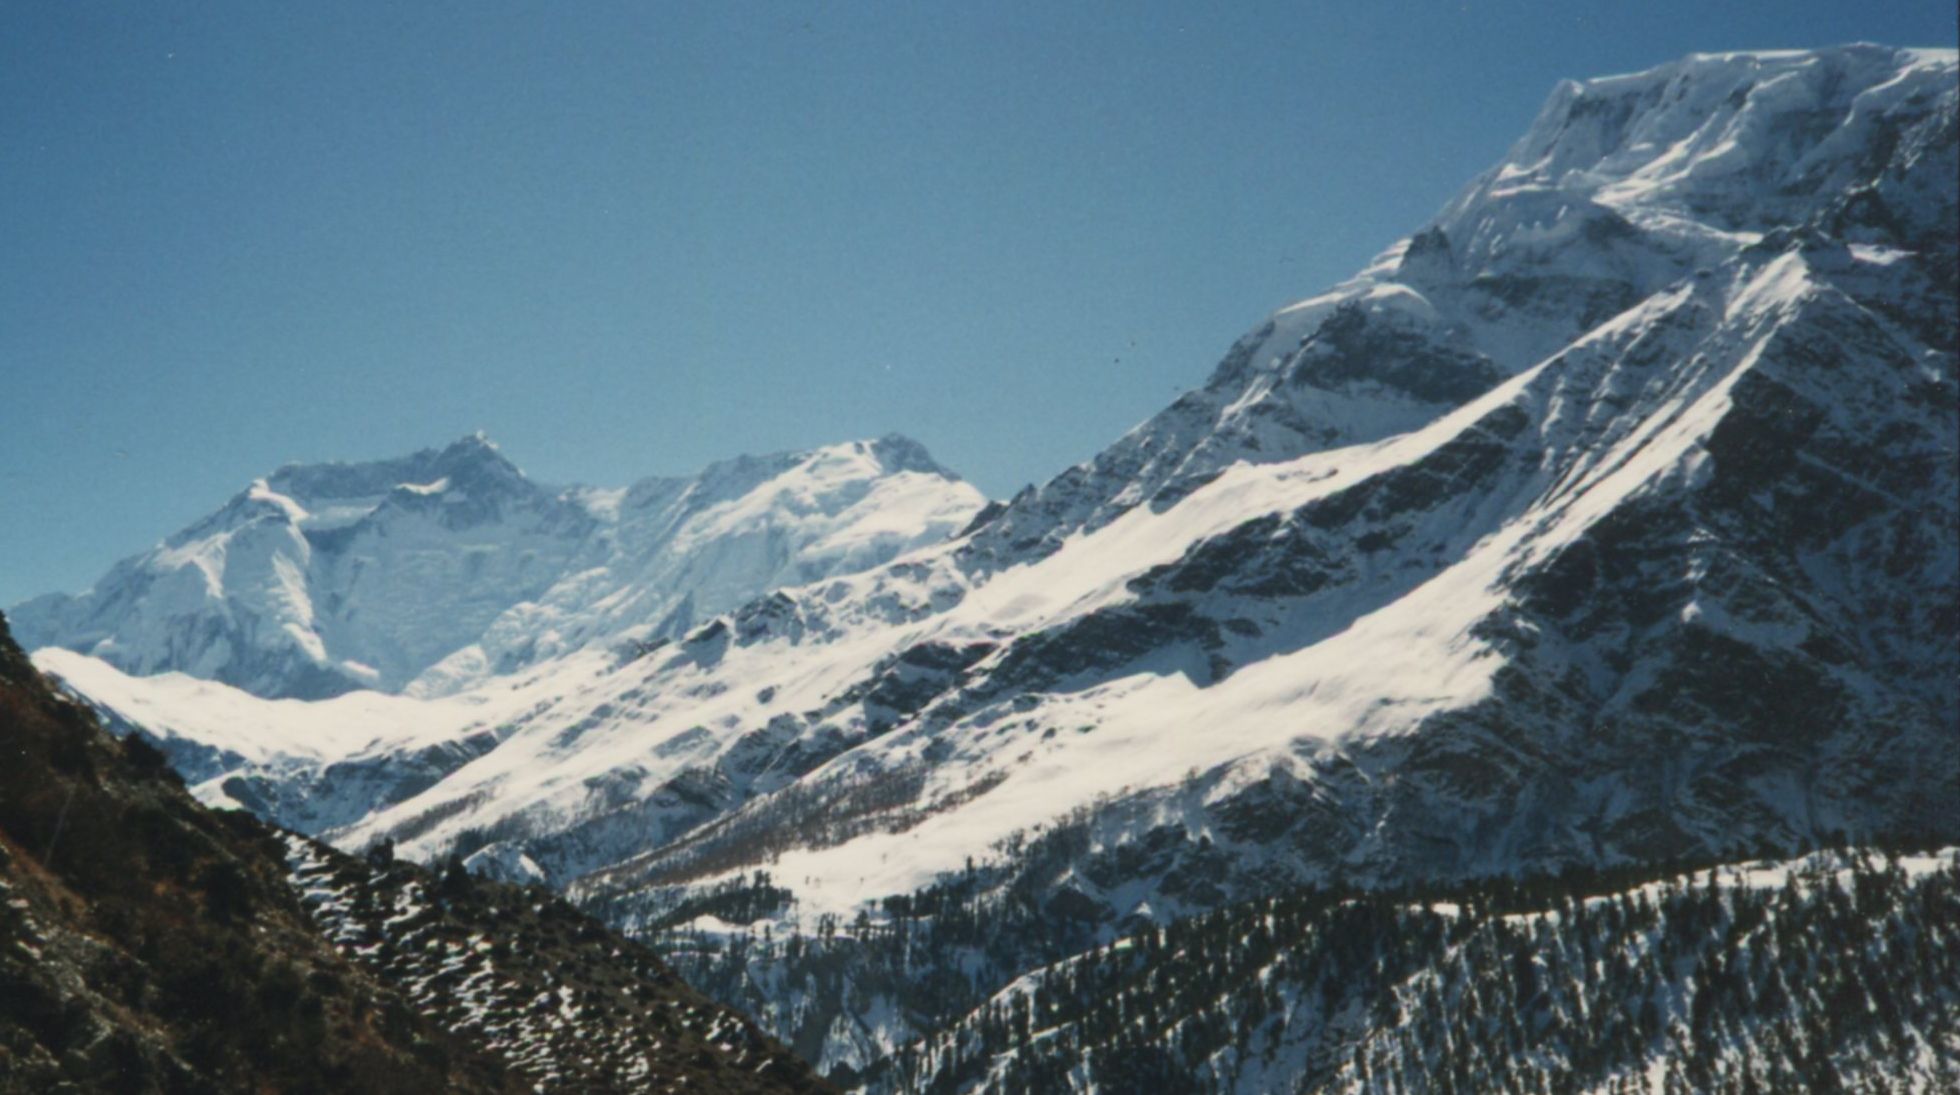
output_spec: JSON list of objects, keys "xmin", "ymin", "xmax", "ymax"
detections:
[
  {"xmin": 291, "ymin": 41, "xmax": 1955, "ymax": 893},
  {"xmin": 960, "ymin": 43, "xmax": 1957, "ymax": 574},
  {"xmin": 20, "ymin": 43, "xmax": 1958, "ymax": 1081},
  {"xmin": 13, "ymin": 433, "xmax": 984, "ymax": 699}
]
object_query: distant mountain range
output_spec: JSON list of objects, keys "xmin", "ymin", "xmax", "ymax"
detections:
[
  {"xmin": 10, "ymin": 43, "xmax": 1956, "ymax": 1088},
  {"xmin": 14, "ymin": 433, "xmax": 981, "ymax": 699}
]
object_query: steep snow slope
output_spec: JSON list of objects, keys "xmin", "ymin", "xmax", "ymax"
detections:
[
  {"xmin": 14, "ymin": 434, "xmax": 983, "ymax": 699},
  {"xmin": 957, "ymin": 43, "xmax": 1957, "ymax": 573}
]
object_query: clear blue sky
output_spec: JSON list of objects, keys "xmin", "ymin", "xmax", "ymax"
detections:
[{"xmin": 3, "ymin": 2, "xmax": 1954, "ymax": 605}]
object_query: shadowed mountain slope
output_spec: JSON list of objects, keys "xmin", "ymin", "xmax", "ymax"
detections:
[{"xmin": 0, "ymin": 611, "xmax": 828, "ymax": 1093}]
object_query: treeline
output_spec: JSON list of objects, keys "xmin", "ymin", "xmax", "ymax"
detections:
[{"xmin": 645, "ymin": 817, "xmax": 1136, "ymax": 1073}]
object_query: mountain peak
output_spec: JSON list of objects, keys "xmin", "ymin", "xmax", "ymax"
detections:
[
  {"xmin": 1449, "ymin": 43, "xmax": 1957, "ymax": 241},
  {"xmin": 259, "ymin": 434, "xmax": 534, "ymax": 508},
  {"xmin": 440, "ymin": 429, "xmax": 503, "ymax": 459},
  {"xmin": 682, "ymin": 435, "xmax": 966, "ymax": 502},
  {"xmin": 862, "ymin": 433, "xmax": 960, "ymax": 479},
  {"xmin": 423, "ymin": 432, "xmax": 531, "ymax": 493}
]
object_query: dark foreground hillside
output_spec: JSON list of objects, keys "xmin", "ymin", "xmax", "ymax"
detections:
[
  {"xmin": 0, "ymin": 611, "xmax": 826, "ymax": 1093},
  {"xmin": 282, "ymin": 833, "xmax": 825, "ymax": 1092}
]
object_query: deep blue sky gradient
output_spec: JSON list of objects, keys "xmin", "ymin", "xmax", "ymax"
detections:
[{"xmin": 3, "ymin": 2, "xmax": 1954, "ymax": 604}]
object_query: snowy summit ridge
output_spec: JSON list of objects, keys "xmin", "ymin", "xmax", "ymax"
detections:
[{"xmin": 12, "ymin": 432, "xmax": 984, "ymax": 699}]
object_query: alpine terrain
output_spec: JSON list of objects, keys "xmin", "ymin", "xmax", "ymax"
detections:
[{"xmin": 9, "ymin": 43, "xmax": 1957, "ymax": 1091}]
